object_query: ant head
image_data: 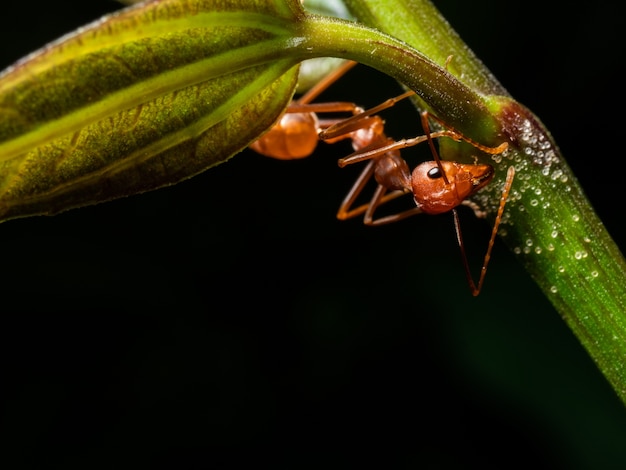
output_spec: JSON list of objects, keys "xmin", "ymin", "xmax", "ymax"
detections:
[{"xmin": 411, "ymin": 161, "xmax": 494, "ymax": 214}]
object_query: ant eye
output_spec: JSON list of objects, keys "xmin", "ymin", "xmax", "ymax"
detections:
[{"xmin": 427, "ymin": 167, "xmax": 442, "ymax": 179}]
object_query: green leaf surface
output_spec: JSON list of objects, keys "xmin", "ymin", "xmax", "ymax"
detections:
[{"xmin": 0, "ymin": 0, "xmax": 302, "ymax": 220}]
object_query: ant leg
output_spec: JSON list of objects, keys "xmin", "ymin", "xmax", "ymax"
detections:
[
  {"xmin": 363, "ymin": 184, "xmax": 423, "ymax": 225},
  {"xmin": 337, "ymin": 160, "xmax": 379, "ymax": 220},
  {"xmin": 284, "ymin": 101, "xmax": 360, "ymax": 115},
  {"xmin": 296, "ymin": 60, "xmax": 358, "ymax": 105},
  {"xmin": 271, "ymin": 60, "xmax": 361, "ymax": 123},
  {"xmin": 420, "ymin": 111, "xmax": 450, "ymax": 184},
  {"xmin": 337, "ymin": 129, "xmax": 459, "ymax": 168},
  {"xmin": 319, "ymin": 90, "xmax": 416, "ymax": 141},
  {"xmin": 334, "ymin": 110, "xmax": 508, "ymax": 168},
  {"xmin": 454, "ymin": 166, "xmax": 515, "ymax": 296},
  {"xmin": 423, "ymin": 111, "xmax": 509, "ymax": 155},
  {"xmin": 336, "ymin": 160, "xmax": 410, "ymax": 221}
]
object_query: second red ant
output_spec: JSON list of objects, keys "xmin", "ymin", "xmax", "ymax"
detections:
[{"xmin": 250, "ymin": 60, "xmax": 515, "ymax": 296}]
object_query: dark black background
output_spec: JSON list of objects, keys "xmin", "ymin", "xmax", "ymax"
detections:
[{"xmin": 1, "ymin": 1, "xmax": 625, "ymax": 468}]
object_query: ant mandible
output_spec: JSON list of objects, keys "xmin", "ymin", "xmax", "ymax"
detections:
[{"xmin": 250, "ymin": 60, "xmax": 515, "ymax": 296}]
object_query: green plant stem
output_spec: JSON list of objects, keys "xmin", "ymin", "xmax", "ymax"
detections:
[
  {"xmin": 290, "ymin": 16, "xmax": 503, "ymax": 141},
  {"xmin": 342, "ymin": 0, "xmax": 505, "ymax": 95},
  {"xmin": 335, "ymin": 0, "xmax": 626, "ymax": 403}
]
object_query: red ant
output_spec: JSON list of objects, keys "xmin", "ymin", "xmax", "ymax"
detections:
[{"xmin": 251, "ymin": 60, "xmax": 515, "ymax": 295}]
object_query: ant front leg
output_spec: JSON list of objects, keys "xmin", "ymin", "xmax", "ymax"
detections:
[{"xmin": 420, "ymin": 110, "xmax": 509, "ymax": 160}]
